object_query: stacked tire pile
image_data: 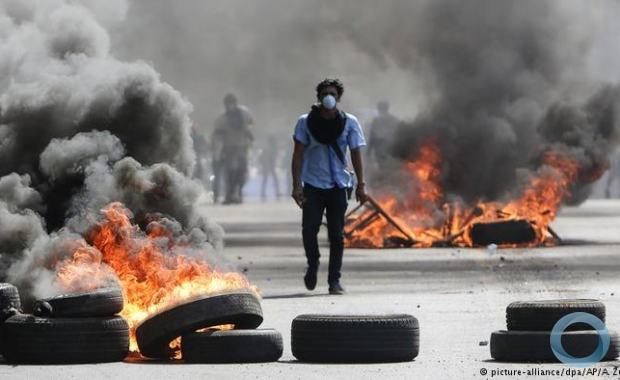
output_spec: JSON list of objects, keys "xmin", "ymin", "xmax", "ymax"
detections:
[
  {"xmin": 491, "ymin": 299, "xmax": 619, "ymax": 362},
  {"xmin": 136, "ymin": 291, "xmax": 283, "ymax": 363},
  {"xmin": 291, "ymin": 314, "xmax": 419, "ymax": 363},
  {"xmin": 1, "ymin": 286, "xmax": 129, "ymax": 364}
]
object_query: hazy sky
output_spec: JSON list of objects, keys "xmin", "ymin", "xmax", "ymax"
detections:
[{"xmin": 110, "ymin": 0, "xmax": 425, "ymax": 137}]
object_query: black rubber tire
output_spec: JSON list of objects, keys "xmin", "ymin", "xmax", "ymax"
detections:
[
  {"xmin": 33, "ymin": 287, "xmax": 123, "ymax": 318},
  {"xmin": 470, "ymin": 220, "xmax": 537, "ymax": 246},
  {"xmin": 182, "ymin": 329, "xmax": 283, "ymax": 363},
  {"xmin": 291, "ymin": 314, "xmax": 419, "ymax": 363},
  {"xmin": 491, "ymin": 330, "xmax": 619, "ymax": 362},
  {"xmin": 1, "ymin": 314, "xmax": 129, "ymax": 364},
  {"xmin": 136, "ymin": 291, "xmax": 263, "ymax": 359},
  {"xmin": 0, "ymin": 283, "xmax": 21, "ymax": 322},
  {"xmin": 506, "ymin": 299, "xmax": 606, "ymax": 331}
]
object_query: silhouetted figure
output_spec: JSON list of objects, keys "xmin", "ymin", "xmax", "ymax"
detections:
[
  {"xmin": 606, "ymin": 147, "xmax": 620, "ymax": 198},
  {"xmin": 367, "ymin": 101, "xmax": 400, "ymax": 168},
  {"xmin": 259, "ymin": 134, "xmax": 281, "ymax": 201},
  {"xmin": 212, "ymin": 94, "xmax": 254, "ymax": 204}
]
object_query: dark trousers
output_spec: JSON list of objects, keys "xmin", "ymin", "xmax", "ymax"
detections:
[{"xmin": 302, "ymin": 184, "xmax": 348, "ymax": 285}]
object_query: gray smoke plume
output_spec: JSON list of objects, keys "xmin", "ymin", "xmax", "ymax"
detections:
[
  {"xmin": 0, "ymin": 0, "xmax": 223, "ymax": 302},
  {"xmin": 1, "ymin": 0, "xmax": 619, "ymax": 300},
  {"xmin": 321, "ymin": 0, "xmax": 620, "ymax": 204},
  {"xmin": 0, "ymin": 0, "xmax": 195, "ymax": 180},
  {"xmin": 66, "ymin": 156, "xmax": 223, "ymax": 246},
  {"xmin": 0, "ymin": 174, "xmax": 46, "ymax": 274},
  {"xmin": 114, "ymin": 0, "xmax": 619, "ymax": 206},
  {"xmin": 7, "ymin": 230, "xmax": 120, "ymax": 301},
  {"xmin": 40, "ymin": 130, "xmax": 125, "ymax": 182},
  {"xmin": 112, "ymin": 0, "xmax": 425, "ymax": 133}
]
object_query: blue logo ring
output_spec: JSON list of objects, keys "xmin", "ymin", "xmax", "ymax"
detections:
[{"xmin": 550, "ymin": 311, "xmax": 610, "ymax": 367}]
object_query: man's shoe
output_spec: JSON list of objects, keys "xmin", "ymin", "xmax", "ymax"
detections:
[
  {"xmin": 328, "ymin": 283, "xmax": 346, "ymax": 295},
  {"xmin": 304, "ymin": 267, "xmax": 318, "ymax": 291}
]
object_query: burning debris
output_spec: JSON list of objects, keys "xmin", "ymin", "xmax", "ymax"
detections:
[
  {"xmin": 335, "ymin": 0, "xmax": 620, "ymax": 249},
  {"xmin": 0, "ymin": 0, "xmax": 254, "ymax": 358},
  {"xmin": 7, "ymin": 202, "xmax": 255, "ymax": 354},
  {"xmin": 89, "ymin": 203, "xmax": 253, "ymax": 351},
  {"xmin": 344, "ymin": 195, "xmax": 417, "ymax": 248},
  {"xmin": 136, "ymin": 291, "xmax": 262, "ymax": 359},
  {"xmin": 345, "ymin": 138, "xmax": 612, "ymax": 248}
]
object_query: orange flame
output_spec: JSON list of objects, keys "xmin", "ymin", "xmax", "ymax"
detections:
[
  {"xmin": 54, "ymin": 202, "xmax": 254, "ymax": 353},
  {"xmin": 347, "ymin": 141, "xmax": 584, "ymax": 248}
]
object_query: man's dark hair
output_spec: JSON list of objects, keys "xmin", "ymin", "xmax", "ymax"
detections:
[{"xmin": 316, "ymin": 78, "xmax": 344, "ymax": 100}]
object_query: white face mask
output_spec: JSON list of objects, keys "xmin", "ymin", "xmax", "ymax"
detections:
[{"xmin": 321, "ymin": 94, "xmax": 337, "ymax": 110}]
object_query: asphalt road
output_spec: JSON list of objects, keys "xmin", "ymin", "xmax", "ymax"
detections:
[{"xmin": 2, "ymin": 199, "xmax": 620, "ymax": 379}]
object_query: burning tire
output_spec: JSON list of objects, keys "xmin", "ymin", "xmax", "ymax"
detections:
[
  {"xmin": 33, "ymin": 287, "xmax": 123, "ymax": 318},
  {"xmin": 506, "ymin": 299, "xmax": 606, "ymax": 331},
  {"xmin": 136, "ymin": 291, "xmax": 263, "ymax": 359},
  {"xmin": 291, "ymin": 314, "xmax": 419, "ymax": 363},
  {"xmin": 0, "ymin": 283, "xmax": 21, "ymax": 322},
  {"xmin": 181, "ymin": 329, "xmax": 283, "ymax": 363},
  {"xmin": 1, "ymin": 314, "xmax": 129, "ymax": 364},
  {"xmin": 490, "ymin": 330, "xmax": 619, "ymax": 362},
  {"xmin": 469, "ymin": 220, "xmax": 537, "ymax": 246}
]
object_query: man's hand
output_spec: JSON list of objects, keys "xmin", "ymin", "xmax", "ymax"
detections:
[
  {"xmin": 350, "ymin": 148, "xmax": 367, "ymax": 204},
  {"xmin": 355, "ymin": 183, "xmax": 368, "ymax": 204},
  {"xmin": 292, "ymin": 185, "xmax": 305, "ymax": 208}
]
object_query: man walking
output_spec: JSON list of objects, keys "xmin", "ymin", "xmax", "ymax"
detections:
[{"xmin": 291, "ymin": 78, "xmax": 367, "ymax": 295}]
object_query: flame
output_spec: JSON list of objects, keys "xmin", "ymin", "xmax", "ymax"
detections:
[
  {"xmin": 168, "ymin": 324, "xmax": 235, "ymax": 359},
  {"xmin": 347, "ymin": 141, "xmax": 584, "ymax": 248},
  {"xmin": 54, "ymin": 202, "xmax": 254, "ymax": 354}
]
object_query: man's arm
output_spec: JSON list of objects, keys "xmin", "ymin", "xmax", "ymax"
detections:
[
  {"xmin": 350, "ymin": 148, "xmax": 368, "ymax": 203},
  {"xmin": 291, "ymin": 140, "xmax": 305, "ymax": 207}
]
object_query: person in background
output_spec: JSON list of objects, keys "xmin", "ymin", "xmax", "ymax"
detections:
[
  {"xmin": 367, "ymin": 100, "xmax": 400, "ymax": 170},
  {"xmin": 606, "ymin": 146, "xmax": 620, "ymax": 198},
  {"xmin": 259, "ymin": 133, "xmax": 281, "ymax": 201},
  {"xmin": 291, "ymin": 78, "xmax": 367, "ymax": 295},
  {"xmin": 212, "ymin": 94, "xmax": 254, "ymax": 204}
]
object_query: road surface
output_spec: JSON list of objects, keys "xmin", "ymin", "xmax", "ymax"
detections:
[{"xmin": 2, "ymin": 199, "xmax": 620, "ymax": 379}]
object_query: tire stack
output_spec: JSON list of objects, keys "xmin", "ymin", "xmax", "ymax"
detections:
[
  {"xmin": 136, "ymin": 291, "xmax": 283, "ymax": 363},
  {"xmin": 491, "ymin": 299, "xmax": 619, "ymax": 362},
  {"xmin": 291, "ymin": 314, "xmax": 420, "ymax": 363},
  {"xmin": 1, "ymin": 287, "xmax": 130, "ymax": 364}
]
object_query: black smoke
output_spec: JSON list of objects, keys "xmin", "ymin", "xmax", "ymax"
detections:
[
  {"xmin": 326, "ymin": 0, "xmax": 620, "ymax": 204},
  {"xmin": 0, "ymin": 0, "xmax": 222, "ymax": 300}
]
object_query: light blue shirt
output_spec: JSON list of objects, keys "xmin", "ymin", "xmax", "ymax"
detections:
[{"xmin": 293, "ymin": 112, "xmax": 366, "ymax": 189}]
